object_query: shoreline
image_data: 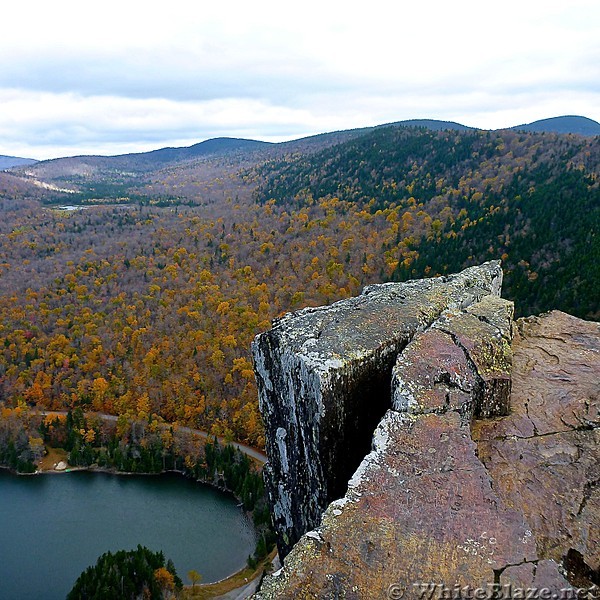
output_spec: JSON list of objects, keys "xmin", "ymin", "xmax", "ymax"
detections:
[
  {"xmin": 1, "ymin": 413, "xmax": 273, "ymax": 596},
  {"xmin": 1, "ymin": 460, "xmax": 270, "ymax": 595},
  {"xmin": 37, "ymin": 410, "xmax": 268, "ymax": 465},
  {"xmin": 5, "ymin": 459, "xmax": 255, "ymax": 509}
]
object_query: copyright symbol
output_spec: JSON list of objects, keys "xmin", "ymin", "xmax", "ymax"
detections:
[{"xmin": 388, "ymin": 583, "xmax": 405, "ymax": 599}]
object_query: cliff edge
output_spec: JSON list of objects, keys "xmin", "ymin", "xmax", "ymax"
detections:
[{"xmin": 252, "ymin": 264, "xmax": 599, "ymax": 598}]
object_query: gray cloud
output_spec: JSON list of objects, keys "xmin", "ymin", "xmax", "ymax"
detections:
[{"xmin": 1, "ymin": 0, "xmax": 599, "ymax": 159}]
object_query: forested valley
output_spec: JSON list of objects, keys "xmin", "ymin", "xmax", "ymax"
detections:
[{"xmin": 1, "ymin": 124, "xmax": 598, "ymax": 464}]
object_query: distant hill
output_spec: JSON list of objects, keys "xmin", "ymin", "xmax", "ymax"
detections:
[
  {"xmin": 277, "ymin": 115, "xmax": 598, "ymax": 163},
  {"xmin": 253, "ymin": 124, "xmax": 600, "ymax": 319},
  {"xmin": 388, "ymin": 116, "xmax": 599, "ymax": 136},
  {"xmin": 0, "ymin": 155, "xmax": 37, "ymax": 170},
  {"xmin": 512, "ymin": 115, "xmax": 600, "ymax": 136},
  {"xmin": 119, "ymin": 136, "xmax": 273, "ymax": 168},
  {"xmin": 7, "ymin": 115, "xmax": 600, "ymax": 204},
  {"xmin": 16, "ymin": 137, "xmax": 273, "ymax": 181},
  {"xmin": 280, "ymin": 119, "xmax": 473, "ymax": 154}
]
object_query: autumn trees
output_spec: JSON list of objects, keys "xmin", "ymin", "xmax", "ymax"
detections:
[
  {"xmin": 0, "ymin": 197, "xmax": 401, "ymax": 446},
  {"xmin": 0, "ymin": 126, "xmax": 598, "ymax": 452},
  {"xmin": 0, "ymin": 404, "xmax": 42, "ymax": 472}
]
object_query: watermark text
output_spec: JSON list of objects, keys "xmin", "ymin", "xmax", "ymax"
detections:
[{"xmin": 386, "ymin": 582, "xmax": 599, "ymax": 600}]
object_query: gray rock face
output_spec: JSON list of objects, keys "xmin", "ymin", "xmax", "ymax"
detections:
[{"xmin": 252, "ymin": 261, "xmax": 503, "ymax": 557}]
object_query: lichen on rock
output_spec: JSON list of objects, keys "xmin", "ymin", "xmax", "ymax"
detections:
[{"xmin": 252, "ymin": 262, "xmax": 503, "ymax": 558}]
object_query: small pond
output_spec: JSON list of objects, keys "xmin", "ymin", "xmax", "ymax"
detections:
[{"xmin": 0, "ymin": 470, "xmax": 256, "ymax": 600}]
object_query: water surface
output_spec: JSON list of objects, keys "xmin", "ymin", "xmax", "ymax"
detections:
[{"xmin": 0, "ymin": 470, "xmax": 256, "ymax": 600}]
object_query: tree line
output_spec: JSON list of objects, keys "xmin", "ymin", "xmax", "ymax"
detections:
[{"xmin": 0, "ymin": 405, "xmax": 274, "ymax": 569}]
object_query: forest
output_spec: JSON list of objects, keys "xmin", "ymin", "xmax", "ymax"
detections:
[
  {"xmin": 66, "ymin": 545, "xmax": 183, "ymax": 599},
  {"xmin": 0, "ymin": 124, "xmax": 598, "ymax": 463}
]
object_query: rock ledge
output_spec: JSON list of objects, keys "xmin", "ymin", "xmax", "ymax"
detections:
[{"xmin": 252, "ymin": 266, "xmax": 599, "ymax": 598}]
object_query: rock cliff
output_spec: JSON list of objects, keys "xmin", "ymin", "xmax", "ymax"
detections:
[
  {"xmin": 252, "ymin": 262, "xmax": 503, "ymax": 557},
  {"xmin": 252, "ymin": 264, "xmax": 599, "ymax": 598}
]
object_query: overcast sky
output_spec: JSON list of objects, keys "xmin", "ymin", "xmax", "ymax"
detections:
[{"xmin": 1, "ymin": 0, "xmax": 599, "ymax": 160}]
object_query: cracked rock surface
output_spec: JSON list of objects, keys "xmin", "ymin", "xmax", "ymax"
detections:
[
  {"xmin": 473, "ymin": 311, "xmax": 600, "ymax": 587},
  {"xmin": 254, "ymin": 306, "xmax": 599, "ymax": 598},
  {"xmin": 252, "ymin": 262, "xmax": 503, "ymax": 557}
]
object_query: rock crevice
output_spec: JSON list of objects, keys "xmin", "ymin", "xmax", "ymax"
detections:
[{"xmin": 252, "ymin": 262, "xmax": 504, "ymax": 557}]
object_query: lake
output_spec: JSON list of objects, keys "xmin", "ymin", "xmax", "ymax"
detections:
[{"xmin": 0, "ymin": 470, "xmax": 256, "ymax": 600}]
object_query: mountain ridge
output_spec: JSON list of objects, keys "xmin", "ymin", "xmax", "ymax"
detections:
[
  {"xmin": 14, "ymin": 137, "xmax": 271, "ymax": 180},
  {"xmin": 0, "ymin": 155, "xmax": 38, "ymax": 170},
  {"xmin": 388, "ymin": 118, "xmax": 474, "ymax": 131},
  {"xmin": 10, "ymin": 115, "xmax": 598, "ymax": 180},
  {"xmin": 511, "ymin": 115, "xmax": 600, "ymax": 136},
  {"xmin": 109, "ymin": 136, "xmax": 272, "ymax": 166}
]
